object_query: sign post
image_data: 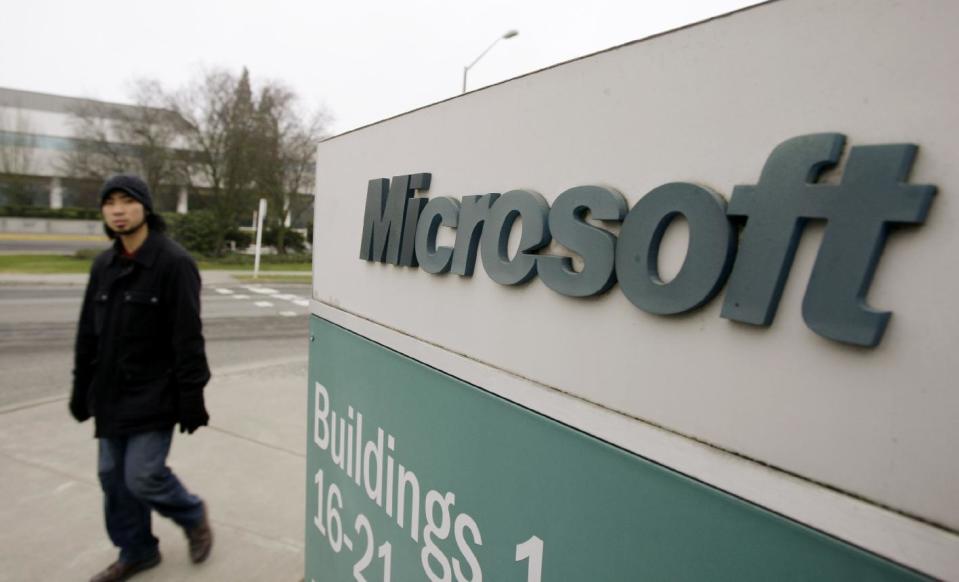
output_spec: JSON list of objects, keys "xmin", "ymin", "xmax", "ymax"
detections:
[{"xmin": 253, "ymin": 197, "xmax": 266, "ymax": 279}]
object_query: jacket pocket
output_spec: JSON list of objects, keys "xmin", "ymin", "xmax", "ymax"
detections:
[{"xmin": 121, "ymin": 289, "xmax": 162, "ymax": 337}]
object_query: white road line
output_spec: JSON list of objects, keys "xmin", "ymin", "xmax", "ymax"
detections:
[
  {"xmin": 254, "ymin": 301, "xmax": 274, "ymax": 307},
  {"xmin": 214, "ymin": 288, "xmax": 234, "ymax": 295},
  {"xmin": 245, "ymin": 286, "xmax": 279, "ymax": 295},
  {"xmin": 279, "ymin": 311, "xmax": 297, "ymax": 317},
  {"xmin": 233, "ymin": 294, "xmax": 251, "ymax": 300},
  {"xmin": 271, "ymin": 293, "xmax": 309, "ymax": 305}
]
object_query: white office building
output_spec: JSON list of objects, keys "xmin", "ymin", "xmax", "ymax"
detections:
[{"xmin": 0, "ymin": 87, "xmax": 190, "ymax": 212}]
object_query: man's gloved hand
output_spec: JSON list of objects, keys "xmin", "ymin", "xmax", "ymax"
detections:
[
  {"xmin": 69, "ymin": 393, "xmax": 90, "ymax": 422},
  {"xmin": 178, "ymin": 393, "xmax": 210, "ymax": 434}
]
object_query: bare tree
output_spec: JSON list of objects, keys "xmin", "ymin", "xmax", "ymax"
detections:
[
  {"xmin": 0, "ymin": 109, "xmax": 39, "ymax": 206},
  {"xmin": 252, "ymin": 82, "xmax": 329, "ymax": 253},
  {"xmin": 169, "ymin": 68, "xmax": 265, "ymax": 254},
  {"xmin": 170, "ymin": 68, "xmax": 329, "ymax": 254},
  {"xmin": 64, "ymin": 79, "xmax": 186, "ymax": 208}
]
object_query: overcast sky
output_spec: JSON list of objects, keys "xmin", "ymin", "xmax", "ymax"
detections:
[{"xmin": 1, "ymin": 0, "xmax": 760, "ymax": 135}]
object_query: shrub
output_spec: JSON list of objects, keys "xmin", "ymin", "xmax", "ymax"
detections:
[
  {"xmin": 165, "ymin": 210, "xmax": 220, "ymax": 256},
  {"xmin": 198, "ymin": 252, "xmax": 311, "ymax": 266},
  {"xmin": 225, "ymin": 228, "xmax": 253, "ymax": 250},
  {"xmin": 262, "ymin": 227, "xmax": 306, "ymax": 253}
]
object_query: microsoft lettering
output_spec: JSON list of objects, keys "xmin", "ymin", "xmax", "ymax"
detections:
[{"xmin": 358, "ymin": 134, "xmax": 936, "ymax": 348}]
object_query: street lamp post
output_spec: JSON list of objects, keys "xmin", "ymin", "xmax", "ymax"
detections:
[{"xmin": 462, "ymin": 29, "xmax": 519, "ymax": 93}]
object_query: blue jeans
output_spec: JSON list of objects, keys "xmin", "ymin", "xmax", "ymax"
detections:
[{"xmin": 97, "ymin": 429, "xmax": 204, "ymax": 563}]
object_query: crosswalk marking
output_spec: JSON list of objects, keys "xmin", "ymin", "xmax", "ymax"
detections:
[{"xmin": 207, "ymin": 286, "xmax": 308, "ymax": 316}]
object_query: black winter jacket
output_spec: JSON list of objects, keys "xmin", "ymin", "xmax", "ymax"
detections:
[{"xmin": 71, "ymin": 231, "xmax": 211, "ymax": 437}]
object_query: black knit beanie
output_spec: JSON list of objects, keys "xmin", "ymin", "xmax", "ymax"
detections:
[{"xmin": 99, "ymin": 174, "xmax": 154, "ymax": 213}]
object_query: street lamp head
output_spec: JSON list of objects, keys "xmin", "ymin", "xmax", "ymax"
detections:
[{"xmin": 462, "ymin": 29, "xmax": 520, "ymax": 93}]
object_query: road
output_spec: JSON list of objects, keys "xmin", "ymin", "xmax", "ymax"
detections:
[
  {"xmin": 0, "ymin": 237, "xmax": 111, "ymax": 253},
  {"xmin": 0, "ymin": 281, "xmax": 311, "ymax": 410}
]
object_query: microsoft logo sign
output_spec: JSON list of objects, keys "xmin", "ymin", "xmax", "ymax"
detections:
[{"xmin": 359, "ymin": 134, "xmax": 936, "ymax": 348}]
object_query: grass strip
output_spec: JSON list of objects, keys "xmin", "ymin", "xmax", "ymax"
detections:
[
  {"xmin": 197, "ymin": 260, "xmax": 311, "ymax": 272},
  {"xmin": 232, "ymin": 274, "xmax": 312, "ymax": 284},
  {"xmin": 0, "ymin": 254, "xmax": 93, "ymax": 274},
  {"xmin": 0, "ymin": 253, "xmax": 311, "ymax": 274}
]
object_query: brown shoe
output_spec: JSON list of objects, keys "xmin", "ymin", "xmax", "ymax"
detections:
[
  {"xmin": 89, "ymin": 553, "xmax": 161, "ymax": 582},
  {"xmin": 185, "ymin": 503, "xmax": 213, "ymax": 563}
]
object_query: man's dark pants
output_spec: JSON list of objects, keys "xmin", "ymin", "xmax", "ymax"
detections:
[{"xmin": 97, "ymin": 428, "xmax": 203, "ymax": 563}]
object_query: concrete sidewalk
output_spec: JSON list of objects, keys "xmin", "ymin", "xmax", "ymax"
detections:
[{"xmin": 0, "ymin": 356, "xmax": 309, "ymax": 582}]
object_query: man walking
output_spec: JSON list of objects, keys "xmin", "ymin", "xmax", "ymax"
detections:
[{"xmin": 70, "ymin": 174, "xmax": 214, "ymax": 581}]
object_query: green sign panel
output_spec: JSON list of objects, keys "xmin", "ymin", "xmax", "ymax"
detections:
[{"xmin": 306, "ymin": 316, "xmax": 923, "ymax": 581}]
